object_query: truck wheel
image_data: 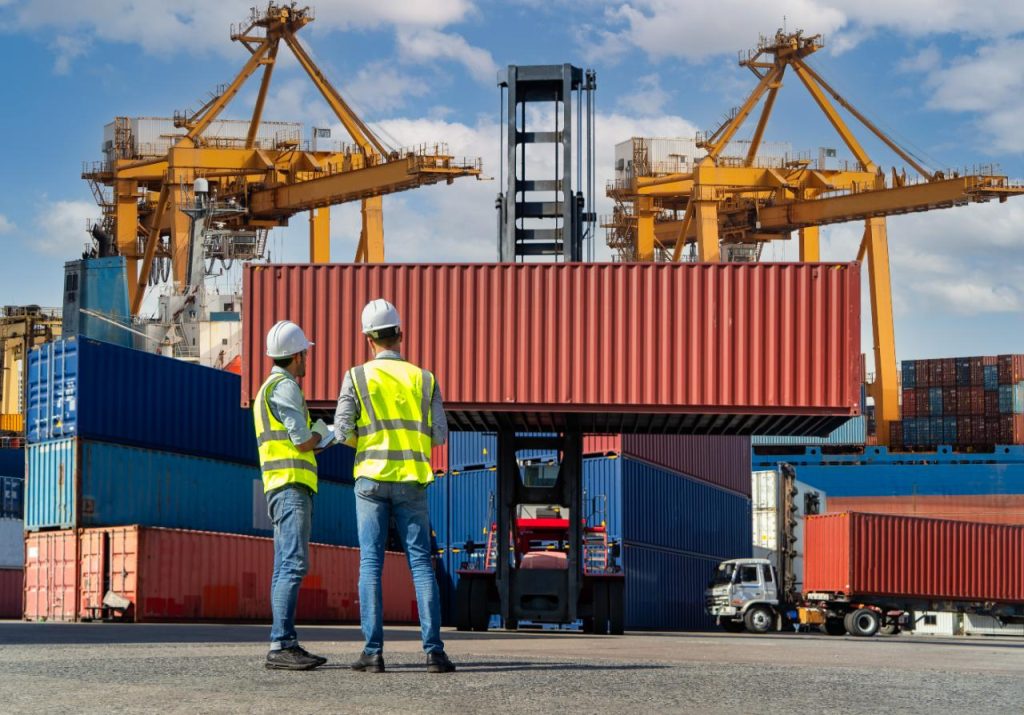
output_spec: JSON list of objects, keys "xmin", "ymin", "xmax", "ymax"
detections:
[
  {"xmin": 880, "ymin": 622, "xmax": 901, "ymax": 636},
  {"xmin": 455, "ymin": 578, "xmax": 473, "ymax": 632},
  {"xmin": 591, "ymin": 582, "xmax": 609, "ymax": 635},
  {"xmin": 846, "ymin": 608, "xmax": 880, "ymax": 637},
  {"xmin": 820, "ymin": 618, "xmax": 846, "ymax": 636},
  {"xmin": 744, "ymin": 605, "xmax": 774, "ymax": 634},
  {"xmin": 608, "ymin": 581, "xmax": 625, "ymax": 635},
  {"xmin": 720, "ymin": 619, "xmax": 746, "ymax": 633},
  {"xmin": 470, "ymin": 578, "xmax": 491, "ymax": 632}
]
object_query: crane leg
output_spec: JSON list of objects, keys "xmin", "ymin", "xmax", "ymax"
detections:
[
  {"xmin": 359, "ymin": 196, "xmax": 384, "ymax": 262},
  {"xmin": 116, "ymin": 180, "xmax": 139, "ymax": 307},
  {"xmin": 636, "ymin": 196, "xmax": 655, "ymax": 261},
  {"xmin": 863, "ymin": 217, "xmax": 898, "ymax": 446},
  {"xmin": 170, "ymin": 182, "xmax": 191, "ymax": 289},
  {"xmin": 695, "ymin": 196, "xmax": 721, "ymax": 262},
  {"xmin": 309, "ymin": 207, "xmax": 330, "ymax": 263},
  {"xmin": 799, "ymin": 226, "xmax": 820, "ymax": 262}
]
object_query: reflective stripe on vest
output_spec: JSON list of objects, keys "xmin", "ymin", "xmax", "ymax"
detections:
[
  {"xmin": 254, "ymin": 374, "xmax": 318, "ymax": 494},
  {"xmin": 352, "ymin": 359, "xmax": 434, "ymax": 484}
]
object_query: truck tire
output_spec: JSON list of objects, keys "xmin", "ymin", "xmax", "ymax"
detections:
[
  {"xmin": 455, "ymin": 578, "xmax": 473, "ymax": 632},
  {"xmin": 846, "ymin": 608, "xmax": 881, "ymax": 637},
  {"xmin": 608, "ymin": 581, "xmax": 625, "ymax": 635},
  {"xmin": 820, "ymin": 618, "xmax": 846, "ymax": 636},
  {"xmin": 470, "ymin": 578, "xmax": 491, "ymax": 632},
  {"xmin": 880, "ymin": 622, "xmax": 901, "ymax": 636},
  {"xmin": 591, "ymin": 582, "xmax": 609, "ymax": 635},
  {"xmin": 744, "ymin": 605, "xmax": 774, "ymax": 634},
  {"xmin": 720, "ymin": 619, "xmax": 746, "ymax": 633}
]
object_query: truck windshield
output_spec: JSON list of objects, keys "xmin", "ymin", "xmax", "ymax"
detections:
[{"xmin": 710, "ymin": 563, "xmax": 736, "ymax": 586}]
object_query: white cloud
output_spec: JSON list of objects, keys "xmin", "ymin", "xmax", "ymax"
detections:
[
  {"xmin": 396, "ymin": 28, "xmax": 498, "ymax": 85},
  {"xmin": 51, "ymin": 34, "xmax": 90, "ymax": 74},
  {"xmin": 616, "ymin": 74, "xmax": 671, "ymax": 116},
  {"xmin": 32, "ymin": 200, "xmax": 96, "ymax": 256},
  {"xmin": 897, "ymin": 45, "xmax": 940, "ymax": 73},
  {"xmin": 0, "ymin": 214, "xmax": 14, "ymax": 234},
  {"xmin": 341, "ymin": 61, "xmax": 433, "ymax": 114},
  {"xmin": 581, "ymin": 0, "xmax": 1024, "ymax": 62}
]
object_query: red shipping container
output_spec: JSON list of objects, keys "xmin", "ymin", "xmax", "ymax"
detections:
[
  {"xmin": 914, "ymin": 360, "xmax": 930, "ymax": 388},
  {"xmin": 24, "ymin": 530, "xmax": 79, "ymax": 622},
  {"xmin": 942, "ymin": 386, "xmax": 958, "ymax": 416},
  {"xmin": 940, "ymin": 358, "xmax": 956, "ymax": 387},
  {"xmin": 805, "ymin": 512, "xmax": 1024, "ymax": 602},
  {"xmin": 0, "ymin": 568, "xmax": 23, "ymax": 618},
  {"xmin": 985, "ymin": 417, "xmax": 1002, "ymax": 444},
  {"xmin": 78, "ymin": 526, "xmax": 418, "ymax": 623},
  {"xmin": 889, "ymin": 421, "xmax": 903, "ymax": 449},
  {"xmin": 431, "ymin": 443, "xmax": 448, "ymax": 475},
  {"xmin": 999, "ymin": 415, "xmax": 1024, "ymax": 445},
  {"xmin": 600, "ymin": 434, "xmax": 751, "ymax": 496},
  {"xmin": 915, "ymin": 387, "xmax": 931, "ymax": 417},
  {"xmin": 999, "ymin": 354, "xmax": 1024, "ymax": 385},
  {"xmin": 986, "ymin": 391, "xmax": 1000, "ymax": 417},
  {"xmin": 969, "ymin": 357, "xmax": 985, "ymax": 387},
  {"xmin": 963, "ymin": 386, "xmax": 985, "ymax": 416},
  {"xmin": 827, "ymin": 496, "xmax": 1024, "ymax": 526},
  {"xmin": 901, "ymin": 389, "xmax": 917, "ymax": 418},
  {"xmin": 958, "ymin": 416, "xmax": 974, "ymax": 445},
  {"xmin": 243, "ymin": 263, "xmax": 861, "ymax": 434}
]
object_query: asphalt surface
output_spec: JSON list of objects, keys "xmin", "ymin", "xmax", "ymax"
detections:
[{"xmin": 1, "ymin": 622, "xmax": 1022, "ymax": 714}]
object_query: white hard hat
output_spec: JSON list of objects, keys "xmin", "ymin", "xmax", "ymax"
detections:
[
  {"xmin": 266, "ymin": 320, "xmax": 313, "ymax": 358},
  {"xmin": 361, "ymin": 299, "xmax": 401, "ymax": 338}
]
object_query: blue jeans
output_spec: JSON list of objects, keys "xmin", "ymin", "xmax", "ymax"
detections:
[
  {"xmin": 355, "ymin": 478, "xmax": 444, "ymax": 655},
  {"xmin": 267, "ymin": 484, "xmax": 313, "ymax": 650}
]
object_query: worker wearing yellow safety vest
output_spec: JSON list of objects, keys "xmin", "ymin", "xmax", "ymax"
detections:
[
  {"xmin": 334, "ymin": 299, "xmax": 455, "ymax": 674},
  {"xmin": 254, "ymin": 320, "xmax": 334, "ymax": 672}
]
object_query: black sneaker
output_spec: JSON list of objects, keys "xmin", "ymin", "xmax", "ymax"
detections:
[
  {"xmin": 426, "ymin": 651, "xmax": 456, "ymax": 673},
  {"xmin": 265, "ymin": 646, "xmax": 324, "ymax": 671},
  {"xmin": 351, "ymin": 652, "xmax": 385, "ymax": 673},
  {"xmin": 295, "ymin": 646, "xmax": 327, "ymax": 667}
]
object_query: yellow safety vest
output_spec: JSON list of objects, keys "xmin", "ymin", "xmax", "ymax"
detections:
[
  {"xmin": 351, "ymin": 359, "xmax": 435, "ymax": 484},
  {"xmin": 253, "ymin": 373, "xmax": 318, "ymax": 494}
]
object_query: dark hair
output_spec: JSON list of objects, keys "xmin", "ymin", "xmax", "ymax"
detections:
[
  {"xmin": 272, "ymin": 356, "xmax": 294, "ymax": 368},
  {"xmin": 371, "ymin": 331, "xmax": 401, "ymax": 349}
]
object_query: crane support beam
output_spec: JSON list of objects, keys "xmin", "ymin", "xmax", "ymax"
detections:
[
  {"xmin": 758, "ymin": 175, "xmax": 1023, "ymax": 230},
  {"xmin": 309, "ymin": 207, "xmax": 330, "ymax": 263},
  {"xmin": 864, "ymin": 217, "xmax": 898, "ymax": 446},
  {"xmin": 790, "ymin": 59, "xmax": 875, "ymax": 172},
  {"xmin": 706, "ymin": 66, "xmax": 784, "ymax": 158},
  {"xmin": 249, "ymin": 155, "xmax": 479, "ymax": 217},
  {"xmin": 799, "ymin": 226, "xmax": 820, "ymax": 262},
  {"xmin": 745, "ymin": 74, "xmax": 782, "ymax": 166},
  {"xmin": 130, "ymin": 186, "xmax": 170, "ymax": 315},
  {"xmin": 246, "ymin": 41, "xmax": 280, "ymax": 148},
  {"xmin": 186, "ymin": 39, "xmax": 272, "ymax": 140},
  {"xmin": 636, "ymin": 167, "xmax": 876, "ymax": 197}
]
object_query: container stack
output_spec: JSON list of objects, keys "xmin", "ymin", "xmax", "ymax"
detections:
[
  {"xmin": 21, "ymin": 337, "xmax": 397, "ymax": 623},
  {"xmin": 0, "ymin": 454, "xmax": 24, "ymax": 618},
  {"xmin": 429, "ymin": 432, "xmax": 752, "ymax": 630},
  {"xmin": 891, "ymin": 354, "xmax": 1024, "ymax": 449}
]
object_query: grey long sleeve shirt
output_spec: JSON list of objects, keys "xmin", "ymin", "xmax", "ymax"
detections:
[
  {"xmin": 333, "ymin": 350, "xmax": 449, "ymax": 447},
  {"xmin": 266, "ymin": 366, "xmax": 314, "ymax": 446}
]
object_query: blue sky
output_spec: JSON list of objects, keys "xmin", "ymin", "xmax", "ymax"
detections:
[{"xmin": 1, "ymin": 0, "xmax": 1022, "ymax": 367}]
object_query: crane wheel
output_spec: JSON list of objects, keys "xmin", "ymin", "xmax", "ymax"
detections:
[{"xmin": 591, "ymin": 582, "xmax": 609, "ymax": 634}]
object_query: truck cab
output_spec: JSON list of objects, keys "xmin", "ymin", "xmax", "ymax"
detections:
[{"xmin": 706, "ymin": 558, "xmax": 784, "ymax": 633}]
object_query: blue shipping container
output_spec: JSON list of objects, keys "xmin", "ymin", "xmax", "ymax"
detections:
[
  {"xmin": 929, "ymin": 388, "xmax": 943, "ymax": 416},
  {"xmin": 943, "ymin": 417, "xmax": 958, "ymax": 444},
  {"xmin": 62, "ymin": 257, "xmax": 133, "ymax": 349},
  {"xmin": 751, "ymin": 416, "xmax": 866, "ymax": 447},
  {"xmin": 902, "ymin": 361, "xmax": 916, "ymax": 389},
  {"xmin": 26, "ymin": 338, "xmax": 355, "ymax": 480},
  {"xmin": 1, "ymin": 476, "xmax": 23, "ymax": 519},
  {"xmin": 984, "ymin": 364, "xmax": 1000, "ymax": 390},
  {"xmin": 623, "ymin": 544, "xmax": 720, "ymax": 630},
  {"xmin": 0, "ymin": 447, "xmax": 23, "ymax": 478},
  {"xmin": 998, "ymin": 383, "xmax": 1024, "ymax": 414},
  {"xmin": 25, "ymin": 438, "xmax": 358, "ymax": 546}
]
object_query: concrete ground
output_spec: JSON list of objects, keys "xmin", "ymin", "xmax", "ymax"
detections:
[{"xmin": 1, "ymin": 622, "xmax": 1022, "ymax": 714}]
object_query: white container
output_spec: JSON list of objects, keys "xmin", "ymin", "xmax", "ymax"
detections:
[
  {"xmin": 751, "ymin": 469, "xmax": 827, "ymax": 593},
  {"xmin": 103, "ymin": 117, "xmax": 304, "ymax": 159},
  {"xmin": 962, "ymin": 613, "xmax": 1024, "ymax": 637},
  {"xmin": 0, "ymin": 518, "xmax": 23, "ymax": 568},
  {"xmin": 912, "ymin": 611, "xmax": 959, "ymax": 636}
]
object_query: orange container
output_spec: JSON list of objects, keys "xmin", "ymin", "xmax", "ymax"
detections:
[
  {"xmin": 829, "ymin": 495, "xmax": 1024, "ymax": 526},
  {"xmin": 24, "ymin": 530, "xmax": 80, "ymax": 622},
  {"xmin": 805, "ymin": 512, "xmax": 1024, "ymax": 603},
  {"xmin": 78, "ymin": 526, "xmax": 417, "ymax": 624},
  {"xmin": 0, "ymin": 413, "xmax": 23, "ymax": 434}
]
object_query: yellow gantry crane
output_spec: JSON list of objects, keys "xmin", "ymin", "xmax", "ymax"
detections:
[
  {"xmin": 84, "ymin": 2, "xmax": 481, "ymax": 313},
  {"xmin": 606, "ymin": 30, "xmax": 1024, "ymax": 445}
]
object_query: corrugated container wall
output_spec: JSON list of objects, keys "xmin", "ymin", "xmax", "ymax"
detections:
[
  {"xmin": 804, "ymin": 512, "xmax": 1024, "ymax": 603},
  {"xmin": 0, "ymin": 518, "xmax": 24, "ymax": 567},
  {"xmin": 622, "ymin": 546, "xmax": 718, "ymax": 630},
  {"xmin": 2, "ymin": 476, "xmax": 23, "ymax": 518},
  {"xmin": 751, "ymin": 416, "xmax": 866, "ymax": 446},
  {"xmin": 77, "ymin": 526, "xmax": 415, "ymax": 624},
  {"xmin": 0, "ymin": 447, "xmax": 24, "ymax": 478},
  {"xmin": 61, "ymin": 258, "xmax": 132, "ymax": 348},
  {"xmin": 26, "ymin": 338, "xmax": 355, "ymax": 480},
  {"xmin": 0, "ymin": 568, "xmax": 23, "ymax": 618},
  {"xmin": 828, "ymin": 495, "xmax": 1024, "ymax": 526},
  {"xmin": 24, "ymin": 529, "xmax": 79, "ymax": 622},
  {"xmin": 25, "ymin": 439, "xmax": 358, "ymax": 546},
  {"xmin": 243, "ymin": 263, "xmax": 861, "ymax": 434}
]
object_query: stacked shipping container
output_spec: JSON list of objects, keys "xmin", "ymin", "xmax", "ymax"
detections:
[
  {"xmin": 0, "ymin": 449, "xmax": 24, "ymax": 617},
  {"xmin": 893, "ymin": 354, "xmax": 1024, "ymax": 449},
  {"xmin": 20, "ymin": 338, "xmax": 392, "ymax": 622},
  {"xmin": 430, "ymin": 432, "xmax": 752, "ymax": 630}
]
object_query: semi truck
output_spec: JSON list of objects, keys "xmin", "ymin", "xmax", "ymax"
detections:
[{"xmin": 707, "ymin": 509, "xmax": 1024, "ymax": 636}]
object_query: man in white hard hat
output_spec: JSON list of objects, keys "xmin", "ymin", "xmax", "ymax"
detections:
[
  {"xmin": 254, "ymin": 320, "xmax": 333, "ymax": 671},
  {"xmin": 334, "ymin": 299, "xmax": 455, "ymax": 673}
]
